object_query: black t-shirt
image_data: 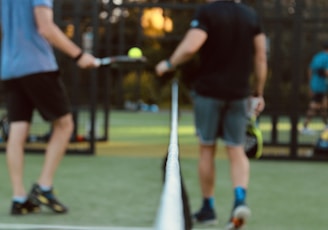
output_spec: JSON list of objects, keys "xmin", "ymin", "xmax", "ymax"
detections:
[{"xmin": 190, "ymin": 1, "xmax": 263, "ymax": 100}]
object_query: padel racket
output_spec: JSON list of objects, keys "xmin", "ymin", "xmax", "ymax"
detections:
[
  {"xmin": 245, "ymin": 115, "xmax": 263, "ymax": 159},
  {"xmin": 94, "ymin": 55, "xmax": 147, "ymax": 67}
]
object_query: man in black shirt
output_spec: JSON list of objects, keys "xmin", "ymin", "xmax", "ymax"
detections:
[{"xmin": 155, "ymin": 0, "xmax": 267, "ymax": 229}]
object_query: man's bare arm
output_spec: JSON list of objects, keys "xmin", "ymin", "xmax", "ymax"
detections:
[
  {"xmin": 34, "ymin": 6, "xmax": 81, "ymax": 58},
  {"xmin": 155, "ymin": 28, "xmax": 207, "ymax": 76},
  {"xmin": 169, "ymin": 28, "xmax": 207, "ymax": 67},
  {"xmin": 253, "ymin": 33, "xmax": 267, "ymax": 96},
  {"xmin": 34, "ymin": 6, "xmax": 97, "ymax": 68}
]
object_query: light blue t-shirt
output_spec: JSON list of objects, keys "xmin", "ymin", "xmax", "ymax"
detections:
[
  {"xmin": 0, "ymin": 0, "xmax": 58, "ymax": 80},
  {"xmin": 310, "ymin": 51, "xmax": 328, "ymax": 93}
]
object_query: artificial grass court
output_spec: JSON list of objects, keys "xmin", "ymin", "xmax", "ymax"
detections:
[{"xmin": 0, "ymin": 111, "xmax": 327, "ymax": 230}]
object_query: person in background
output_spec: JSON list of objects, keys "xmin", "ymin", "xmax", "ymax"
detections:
[
  {"xmin": 0, "ymin": 0, "xmax": 98, "ymax": 215},
  {"xmin": 301, "ymin": 41, "xmax": 328, "ymax": 135},
  {"xmin": 155, "ymin": 0, "xmax": 267, "ymax": 229}
]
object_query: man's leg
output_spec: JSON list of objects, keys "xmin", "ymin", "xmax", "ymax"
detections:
[
  {"xmin": 7, "ymin": 121, "xmax": 40, "ymax": 215},
  {"xmin": 191, "ymin": 92, "xmax": 221, "ymax": 225},
  {"xmin": 321, "ymin": 96, "xmax": 328, "ymax": 128},
  {"xmin": 38, "ymin": 113, "xmax": 73, "ymax": 186},
  {"xmin": 302, "ymin": 101, "xmax": 320, "ymax": 134},
  {"xmin": 226, "ymin": 145, "xmax": 251, "ymax": 230},
  {"xmin": 199, "ymin": 144, "xmax": 216, "ymax": 199},
  {"xmin": 6, "ymin": 122, "xmax": 30, "ymax": 197},
  {"xmin": 305, "ymin": 101, "xmax": 320, "ymax": 126},
  {"xmin": 226, "ymin": 145, "xmax": 249, "ymax": 189},
  {"xmin": 29, "ymin": 113, "xmax": 74, "ymax": 214},
  {"xmin": 193, "ymin": 144, "xmax": 218, "ymax": 225}
]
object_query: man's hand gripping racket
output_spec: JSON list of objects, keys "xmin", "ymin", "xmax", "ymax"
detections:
[{"xmin": 245, "ymin": 97, "xmax": 264, "ymax": 159}]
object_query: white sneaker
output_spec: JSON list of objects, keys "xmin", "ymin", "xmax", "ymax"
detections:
[
  {"xmin": 300, "ymin": 127, "xmax": 316, "ymax": 135},
  {"xmin": 226, "ymin": 205, "xmax": 251, "ymax": 230}
]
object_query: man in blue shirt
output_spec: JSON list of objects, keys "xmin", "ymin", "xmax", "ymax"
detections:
[
  {"xmin": 1, "ymin": 0, "xmax": 98, "ymax": 215},
  {"xmin": 301, "ymin": 42, "xmax": 328, "ymax": 135}
]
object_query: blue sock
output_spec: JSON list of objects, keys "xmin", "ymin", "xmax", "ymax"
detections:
[
  {"xmin": 13, "ymin": 196, "xmax": 27, "ymax": 204},
  {"xmin": 203, "ymin": 197, "xmax": 215, "ymax": 210},
  {"xmin": 234, "ymin": 187, "xmax": 246, "ymax": 207}
]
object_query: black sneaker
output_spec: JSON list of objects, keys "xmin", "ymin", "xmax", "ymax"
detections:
[
  {"xmin": 226, "ymin": 205, "xmax": 251, "ymax": 230},
  {"xmin": 29, "ymin": 183, "xmax": 68, "ymax": 214},
  {"xmin": 192, "ymin": 207, "xmax": 218, "ymax": 225},
  {"xmin": 11, "ymin": 199, "xmax": 40, "ymax": 215}
]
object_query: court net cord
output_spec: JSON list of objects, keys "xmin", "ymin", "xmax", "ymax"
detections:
[{"xmin": 154, "ymin": 79, "xmax": 184, "ymax": 230}]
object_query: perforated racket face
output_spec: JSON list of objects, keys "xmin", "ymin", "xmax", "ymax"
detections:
[
  {"xmin": 245, "ymin": 132, "xmax": 258, "ymax": 156},
  {"xmin": 245, "ymin": 134, "xmax": 257, "ymax": 151}
]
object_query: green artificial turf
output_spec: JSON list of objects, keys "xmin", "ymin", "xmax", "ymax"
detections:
[{"xmin": 0, "ymin": 111, "xmax": 327, "ymax": 229}]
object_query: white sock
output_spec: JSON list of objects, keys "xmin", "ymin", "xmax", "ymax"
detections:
[
  {"xmin": 13, "ymin": 196, "xmax": 27, "ymax": 203},
  {"xmin": 39, "ymin": 185, "xmax": 51, "ymax": 192}
]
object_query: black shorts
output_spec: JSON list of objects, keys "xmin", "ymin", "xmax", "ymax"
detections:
[
  {"xmin": 3, "ymin": 71, "xmax": 71, "ymax": 122},
  {"xmin": 311, "ymin": 93, "xmax": 325, "ymax": 103}
]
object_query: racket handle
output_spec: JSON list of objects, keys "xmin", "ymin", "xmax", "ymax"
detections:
[
  {"xmin": 94, "ymin": 58, "xmax": 101, "ymax": 67},
  {"xmin": 95, "ymin": 58, "xmax": 101, "ymax": 67},
  {"xmin": 94, "ymin": 57, "xmax": 112, "ymax": 66},
  {"xmin": 250, "ymin": 97, "xmax": 260, "ymax": 117}
]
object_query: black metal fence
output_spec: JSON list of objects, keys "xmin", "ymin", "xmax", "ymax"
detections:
[
  {"xmin": 101, "ymin": 0, "xmax": 328, "ymax": 160},
  {"xmin": 251, "ymin": 1, "xmax": 328, "ymax": 160},
  {"xmin": 2, "ymin": 0, "xmax": 328, "ymax": 159},
  {"xmin": 77, "ymin": 0, "xmax": 328, "ymax": 159}
]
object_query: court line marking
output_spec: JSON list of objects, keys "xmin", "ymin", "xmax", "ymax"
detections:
[
  {"xmin": 0, "ymin": 224, "xmax": 149, "ymax": 230},
  {"xmin": 0, "ymin": 223, "xmax": 218, "ymax": 230}
]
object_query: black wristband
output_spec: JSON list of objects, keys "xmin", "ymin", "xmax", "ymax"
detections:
[{"xmin": 73, "ymin": 51, "xmax": 84, "ymax": 62}]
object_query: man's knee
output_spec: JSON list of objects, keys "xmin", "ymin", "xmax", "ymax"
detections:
[
  {"xmin": 200, "ymin": 144, "xmax": 216, "ymax": 155},
  {"xmin": 53, "ymin": 113, "xmax": 74, "ymax": 133},
  {"xmin": 226, "ymin": 145, "xmax": 246, "ymax": 159}
]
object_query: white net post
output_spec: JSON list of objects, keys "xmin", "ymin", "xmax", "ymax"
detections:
[{"xmin": 154, "ymin": 79, "xmax": 184, "ymax": 230}]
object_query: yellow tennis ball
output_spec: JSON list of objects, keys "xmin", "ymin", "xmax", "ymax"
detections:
[{"xmin": 128, "ymin": 47, "xmax": 142, "ymax": 58}]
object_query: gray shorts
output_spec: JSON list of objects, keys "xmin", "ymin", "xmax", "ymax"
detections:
[{"xmin": 191, "ymin": 92, "xmax": 249, "ymax": 146}]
